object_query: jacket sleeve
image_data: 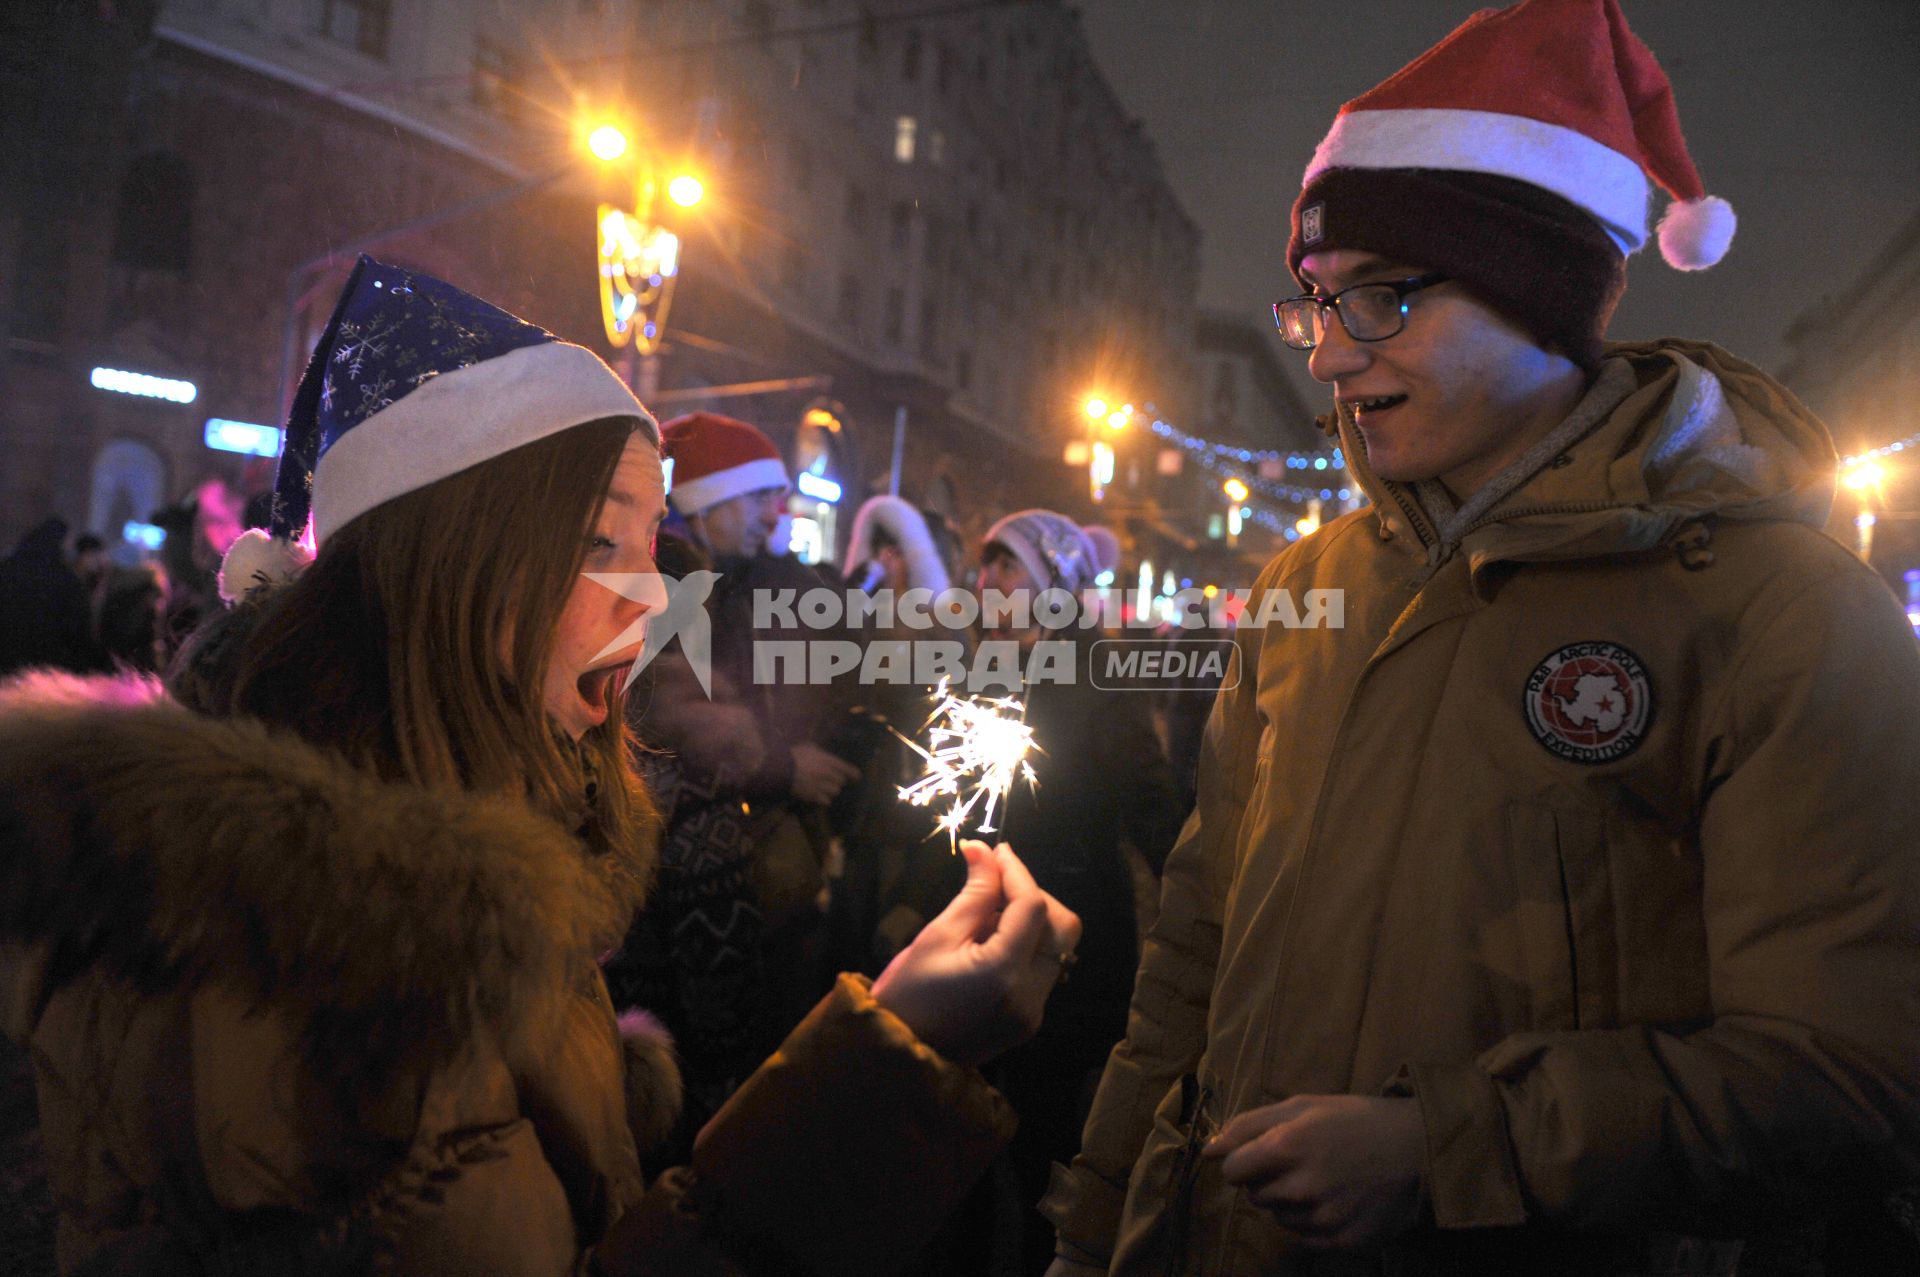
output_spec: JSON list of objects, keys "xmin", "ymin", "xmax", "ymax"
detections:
[
  {"xmin": 1038, "ymin": 626, "xmax": 1263, "ymax": 1265},
  {"xmin": 591, "ymin": 973, "xmax": 1016, "ymax": 1276},
  {"xmin": 1397, "ymin": 564, "xmax": 1920, "ymax": 1232}
]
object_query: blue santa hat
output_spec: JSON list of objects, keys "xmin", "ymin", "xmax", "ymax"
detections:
[{"xmin": 221, "ymin": 255, "xmax": 651, "ymax": 601}]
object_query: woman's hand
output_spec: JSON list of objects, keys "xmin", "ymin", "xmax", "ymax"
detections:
[
  {"xmin": 1202, "ymin": 1094, "xmax": 1425, "ymax": 1250},
  {"xmin": 871, "ymin": 840, "xmax": 1080, "ymax": 1067}
]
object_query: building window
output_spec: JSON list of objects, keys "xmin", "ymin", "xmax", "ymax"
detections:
[
  {"xmin": 88, "ymin": 440, "xmax": 168, "ymax": 554},
  {"xmin": 837, "ymin": 272, "xmax": 862, "ymax": 329},
  {"xmin": 316, "ymin": 0, "xmax": 391, "ymax": 58},
  {"xmin": 471, "ymin": 37, "xmax": 523, "ymax": 120},
  {"xmin": 14, "ymin": 227, "xmax": 67, "ymax": 344},
  {"xmin": 894, "ymin": 115, "xmax": 916, "ymax": 163},
  {"xmin": 917, "ymin": 295, "xmax": 939, "ymax": 360},
  {"xmin": 927, "ymin": 129, "xmax": 945, "ymax": 166},
  {"xmin": 113, "ymin": 153, "xmax": 193, "ymax": 274},
  {"xmin": 884, "ymin": 287, "xmax": 905, "ymax": 345},
  {"xmin": 902, "ymin": 29, "xmax": 922, "ymax": 81},
  {"xmin": 889, "ymin": 201, "xmax": 913, "ymax": 251}
]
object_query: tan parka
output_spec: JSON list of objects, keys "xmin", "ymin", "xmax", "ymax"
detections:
[
  {"xmin": 1043, "ymin": 341, "xmax": 1920, "ymax": 1274},
  {"xmin": 0, "ymin": 672, "xmax": 1014, "ymax": 1275}
]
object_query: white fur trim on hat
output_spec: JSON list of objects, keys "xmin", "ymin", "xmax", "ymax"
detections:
[
  {"xmin": 311, "ymin": 341, "xmax": 654, "ymax": 546},
  {"xmin": 847, "ymin": 495, "xmax": 950, "ymax": 594},
  {"xmin": 668, "ymin": 456, "xmax": 790, "ymax": 515},
  {"xmin": 1307, "ymin": 108, "xmax": 1651, "ymax": 255}
]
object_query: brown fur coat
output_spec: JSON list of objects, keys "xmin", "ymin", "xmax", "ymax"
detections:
[{"xmin": 0, "ymin": 669, "xmax": 1014, "ymax": 1275}]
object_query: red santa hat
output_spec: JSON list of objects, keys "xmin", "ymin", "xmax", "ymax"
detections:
[
  {"xmin": 659, "ymin": 412, "xmax": 789, "ymax": 515},
  {"xmin": 1302, "ymin": 0, "xmax": 1734, "ymax": 269},
  {"xmin": 1285, "ymin": 0, "xmax": 1736, "ymax": 368}
]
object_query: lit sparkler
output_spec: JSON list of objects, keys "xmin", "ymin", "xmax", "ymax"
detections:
[{"xmin": 897, "ymin": 679, "xmax": 1040, "ymax": 850}]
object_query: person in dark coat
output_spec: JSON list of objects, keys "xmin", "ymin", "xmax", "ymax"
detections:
[
  {"xmin": 607, "ymin": 413, "xmax": 862, "ymax": 1153},
  {"xmin": 0, "ymin": 518, "xmax": 103, "ymax": 678},
  {"xmin": 965, "ymin": 509, "xmax": 1188, "ymax": 1276}
]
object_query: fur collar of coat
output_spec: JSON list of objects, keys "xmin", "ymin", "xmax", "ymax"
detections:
[{"xmin": 0, "ymin": 669, "xmax": 657, "ymax": 1092}]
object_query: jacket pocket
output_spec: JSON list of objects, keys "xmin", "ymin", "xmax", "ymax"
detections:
[{"xmin": 1503, "ymin": 801, "xmax": 1618, "ymax": 1031}]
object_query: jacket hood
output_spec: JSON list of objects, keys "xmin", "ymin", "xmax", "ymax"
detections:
[
  {"xmin": 0, "ymin": 670, "xmax": 651, "ymax": 1082},
  {"xmin": 1339, "ymin": 339, "xmax": 1837, "ymax": 567}
]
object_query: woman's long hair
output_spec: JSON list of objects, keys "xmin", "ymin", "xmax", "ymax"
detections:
[{"xmin": 227, "ymin": 415, "xmax": 658, "ymax": 863}]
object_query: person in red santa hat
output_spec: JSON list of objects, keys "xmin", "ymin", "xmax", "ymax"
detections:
[
  {"xmin": 607, "ymin": 411, "xmax": 869, "ymax": 1159},
  {"xmin": 1044, "ymin": 2, "xmax": 1920, "ymax": 1273}
]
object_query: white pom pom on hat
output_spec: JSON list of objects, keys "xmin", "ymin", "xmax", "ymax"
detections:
[
  {"xmin": 217, "ymin": 527, "xmax": 314, "ymax": 604},
  {"xmin": 1657, "ymin": 194, "xmax": 1737, "ymax": 271}
]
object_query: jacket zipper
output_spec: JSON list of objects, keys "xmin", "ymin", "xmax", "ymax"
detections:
[
  {"xmin": 1163, "ymin": 1075, "xmax": 1217, "ymax": 1277},
  {"xmin": 1455, "ymin": 498, "xmax": 1627, "ymax": 540}
]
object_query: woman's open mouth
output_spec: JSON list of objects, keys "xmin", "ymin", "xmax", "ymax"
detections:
[{"xmin": 576, "ymin": 661, "xmax": 635, "ymax": 722}]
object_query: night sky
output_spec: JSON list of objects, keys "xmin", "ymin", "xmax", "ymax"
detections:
[{"xmin": 1079, "ymin": 0, "xmax": 1920, "ymax": 421}]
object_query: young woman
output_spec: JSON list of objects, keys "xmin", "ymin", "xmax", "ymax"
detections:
[{"xmin": 0, "ymin": 257, "xmax": 1077, "ymax": 1275}]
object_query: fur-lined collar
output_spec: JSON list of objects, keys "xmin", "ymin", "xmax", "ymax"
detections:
[{"xmin": 0, "ymin": 670, "xmax": 651, "ymax": 1081}]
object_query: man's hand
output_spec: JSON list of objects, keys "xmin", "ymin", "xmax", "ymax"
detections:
[
  {"xmin": 790, "ymin": 741, "xmax": 861, "ymax": 804},
  {"xmin": 1202, "ymin": 1095, "xmax": 1425, "ymax": 1251}
]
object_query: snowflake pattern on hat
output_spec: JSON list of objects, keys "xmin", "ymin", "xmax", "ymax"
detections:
[{"xmin": 272, "ymin": 256, "xmax": 558, "ymax": 539}]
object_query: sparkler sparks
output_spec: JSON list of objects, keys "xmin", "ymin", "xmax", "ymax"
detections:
[{"xmin": 897, "ymin": 680, "xmax": 1040, "ymax": 850}]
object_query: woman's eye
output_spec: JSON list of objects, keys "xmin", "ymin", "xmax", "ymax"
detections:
[{"xmin": 590, "ymin": 535, "xmax": 616, "ymax": 552}]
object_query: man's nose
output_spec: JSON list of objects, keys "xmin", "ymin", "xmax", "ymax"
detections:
[{"xmin": 1307, "ymin": 314, "xmax": 1369, "ymax": 383}]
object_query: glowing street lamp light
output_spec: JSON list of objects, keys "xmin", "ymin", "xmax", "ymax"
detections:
[
  {"xmin": 1084, "ymin": 397, "xmax": 1109, "ymax": 420},
  {"xmin": 1841, "ymin": 458, "xmax": 1887, "ymax": 492},
  {"xmin": 667, "ymin": 174, "xmax": 704, "ymax": 208},
  {"xmin": 1222, "ymin": 477, "xmax": 1249, "ymax": 504},
  {"xmin": 588, "ymin": 124, "xmax": 630, "ymax": 162}
]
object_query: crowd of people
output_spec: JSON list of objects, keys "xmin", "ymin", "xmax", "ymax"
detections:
[{"xmin": 3, "ymin": 0, "xmax": 1920, "ymax": 1274}]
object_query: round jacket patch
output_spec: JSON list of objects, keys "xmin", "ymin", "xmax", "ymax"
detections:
[{"xmin": 1523, "ymin": 642, "xmax": 1652, "ymax": 764}]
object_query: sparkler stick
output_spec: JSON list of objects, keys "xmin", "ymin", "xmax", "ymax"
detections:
[{"xmin": 896, "ymin": 679, "xmax": 1040, "ymax": 850}]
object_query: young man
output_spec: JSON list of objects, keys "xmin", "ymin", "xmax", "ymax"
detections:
[{"xmin": 1042, "ymin": 2, "xmax": 1920, "ymax": 1273}]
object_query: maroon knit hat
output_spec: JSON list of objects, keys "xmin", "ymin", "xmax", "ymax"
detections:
[{"xmin": 1287, "ymin": 168, "xmax": 1626, "ymax": 370}]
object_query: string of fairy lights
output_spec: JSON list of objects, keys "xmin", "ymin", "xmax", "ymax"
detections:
[
  {"xmin": 1134, "ymin": 411, "xmax": 1359, "ymax": 542},
  {"xmin": 1150, "ymin": 414, "xmax": 1920, "ymax": 540}
]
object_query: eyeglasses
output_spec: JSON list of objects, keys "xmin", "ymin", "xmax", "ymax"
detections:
[{"xmin": 1272, "ymin": 272, "xmax": 1450, "ymax": 350}]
